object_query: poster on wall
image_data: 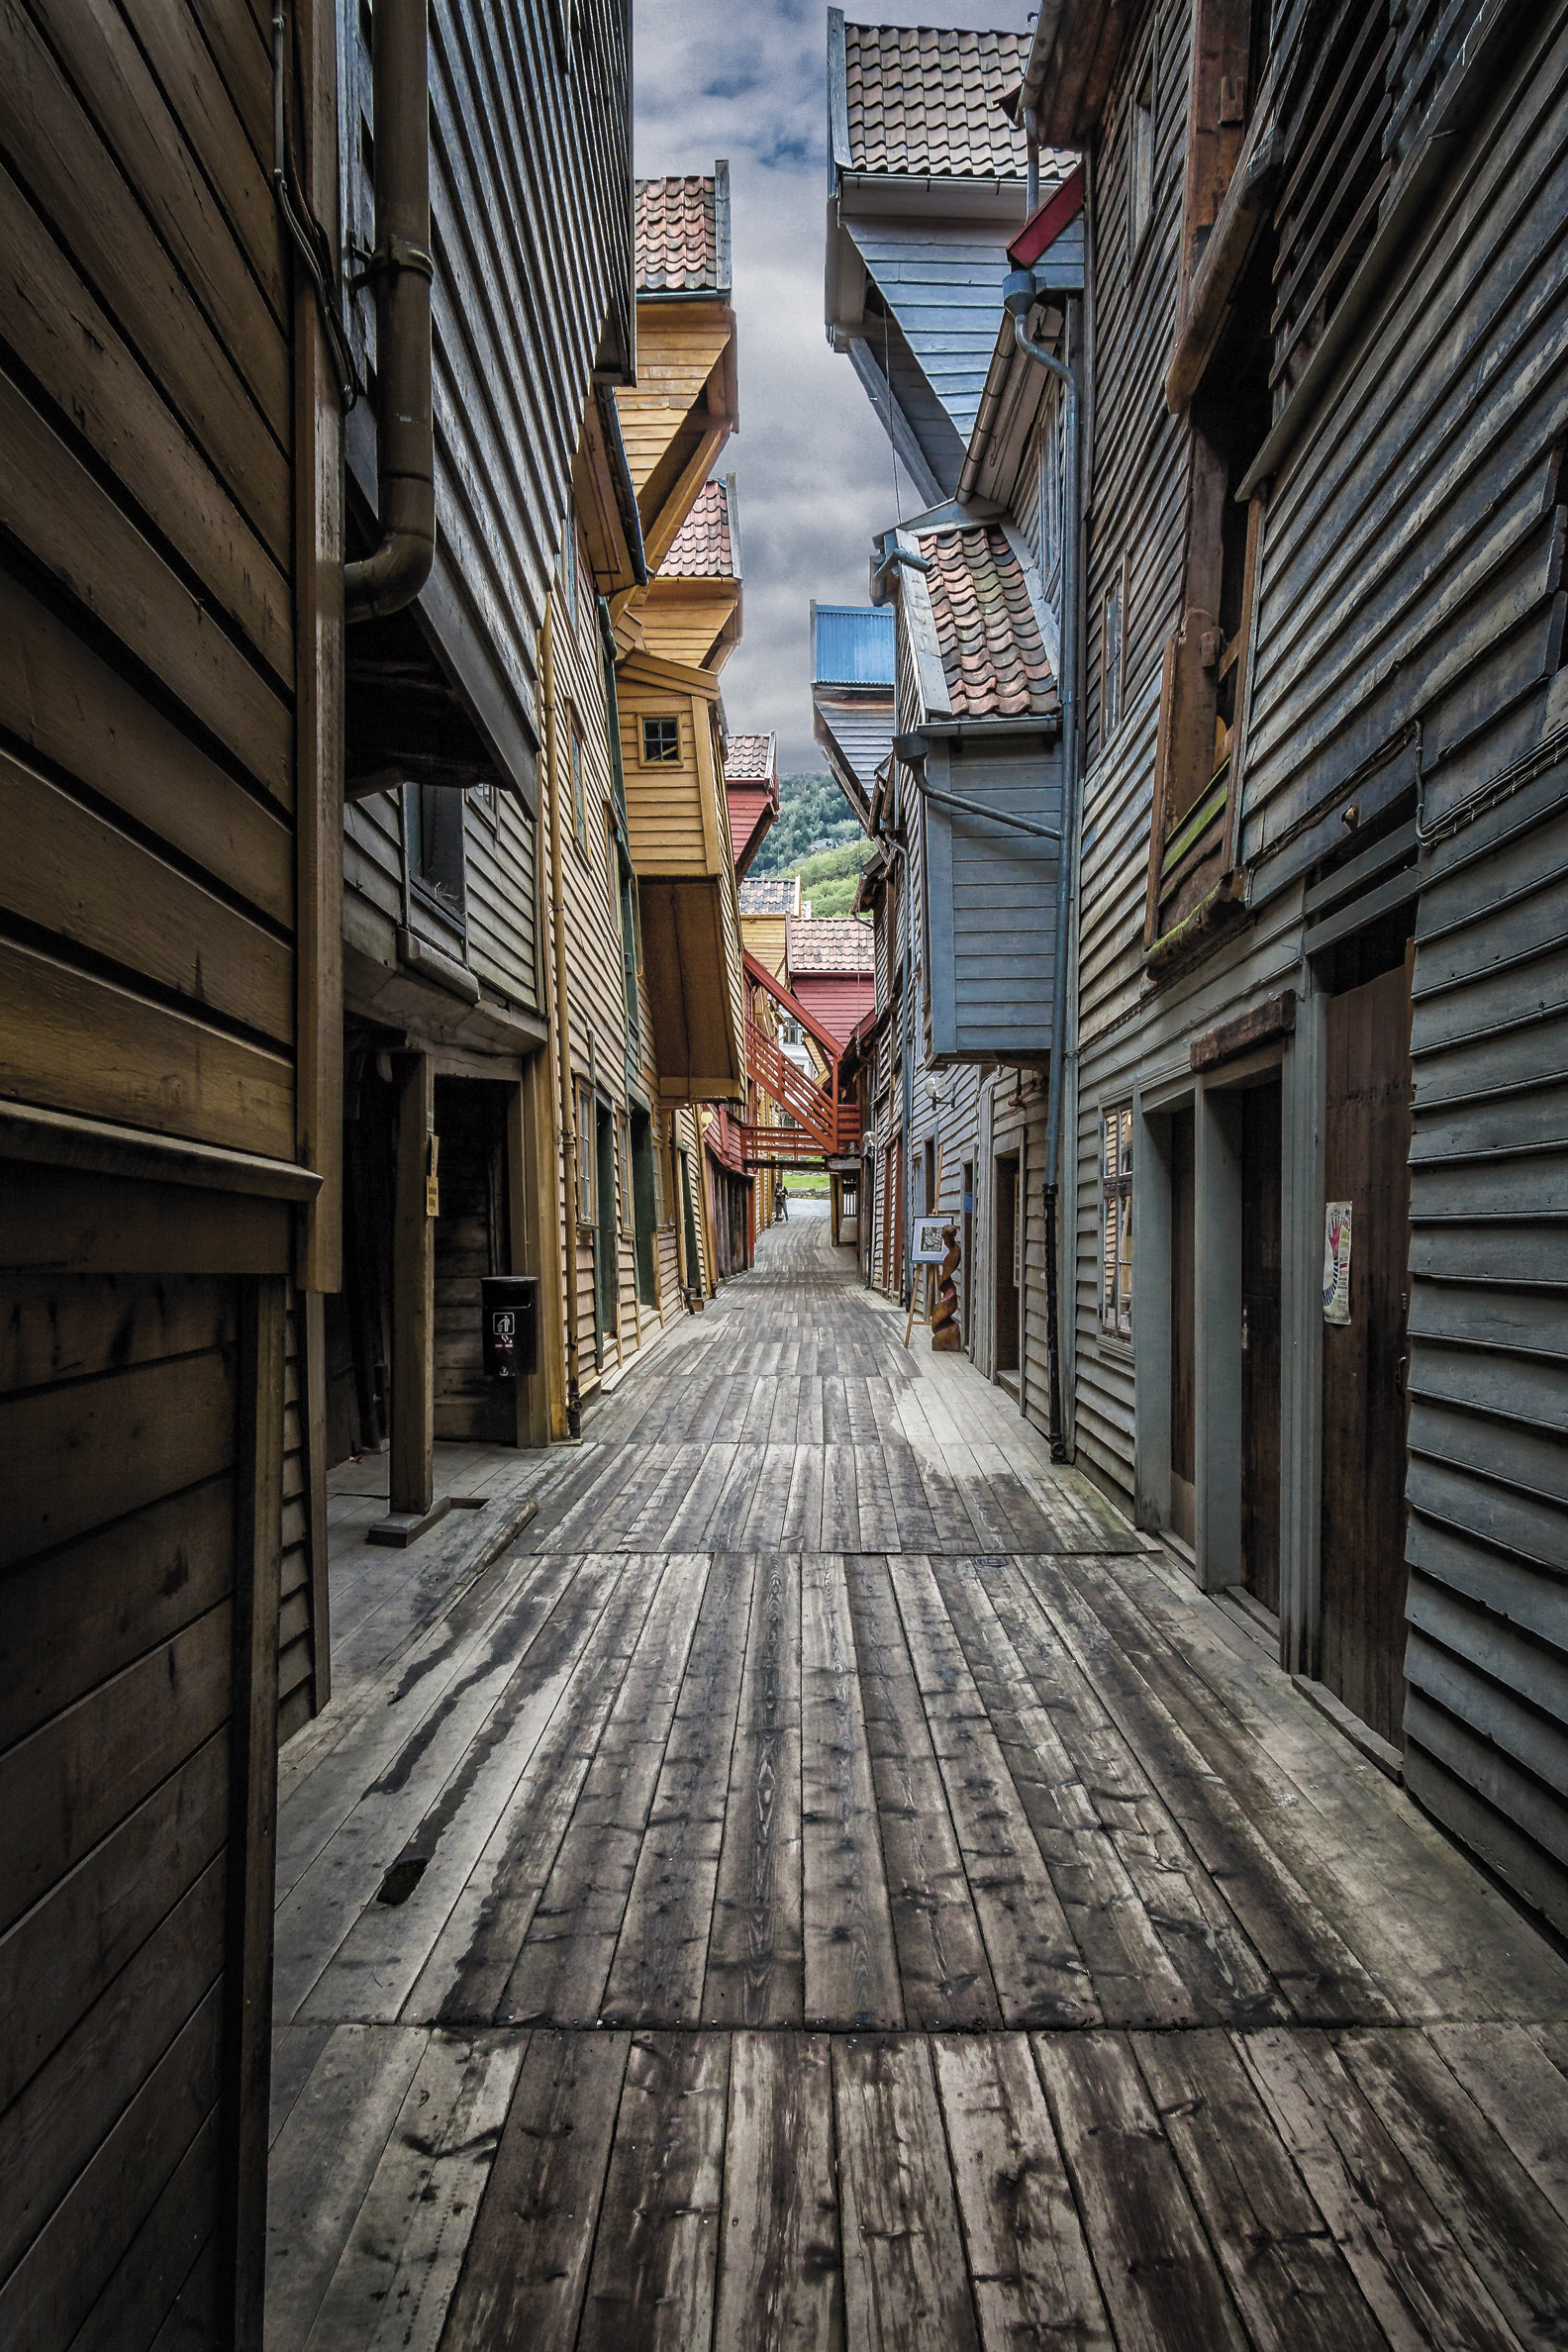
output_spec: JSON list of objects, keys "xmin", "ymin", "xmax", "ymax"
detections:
[
  {"xmin": 912, "ymin": 1217, "xmax": 949, "ymax": 1263},
  {"xmin": 1323, "ymin": 1201, "xmax": 1353, "ymax": 1324}
]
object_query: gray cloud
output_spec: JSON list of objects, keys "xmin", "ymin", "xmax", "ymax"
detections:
[{"xmin": 633, "ymin": 0, "xmax": 1026, "ymax": 770}]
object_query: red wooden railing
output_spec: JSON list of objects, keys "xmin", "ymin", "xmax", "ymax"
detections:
[{"xmin": 739, "ymin": 948, "xmax": 862, "ymax": 1167}]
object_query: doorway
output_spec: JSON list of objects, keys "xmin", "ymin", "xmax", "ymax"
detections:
[
  {"xmin": 995, "ymin": 1150, "xmax": 1020, "ymax": 1378},
  {"xmin": 1169, "ymin": 1108, "xmax": 1195, "ymax": 1546},
  {"xmin": 433, "ymin": 1076, "xmax": 511, "ymax": 1441},
  {"xmin": 961, "ymin": 1159, "xmax": 974, "ymax": 1350},
  {"xmin": 1240, "ymin": 1079, "xmax": 1282, "ymax": 1612},
  {"xmin": 1320, "ymin": 936, "xmax": 1415, "ymax": 1746}
]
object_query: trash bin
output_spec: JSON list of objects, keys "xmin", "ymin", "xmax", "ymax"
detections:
[{"xmin": 480, "ymin": 1274, "xmax": 539, "ymax": 1380}]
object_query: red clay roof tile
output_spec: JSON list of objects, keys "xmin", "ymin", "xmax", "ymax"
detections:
[
  {"xmin": 636, "ymin": 176, "xmax": 720, "ymax": 293},
  {"xmin": 843, "ymin": 24, "xmax": 1031, "ymax": 178}
]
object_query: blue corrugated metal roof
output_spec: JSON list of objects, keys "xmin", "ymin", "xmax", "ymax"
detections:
[{"xmin": 814, "ymin": 604, "xmax": 895, "ymax": 686}]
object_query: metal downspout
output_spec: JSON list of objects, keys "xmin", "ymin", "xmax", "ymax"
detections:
[
  {"xmin": 542, "ymin": 607, "xmax": 582, "ymax": 1432},
  {"xmin": 344, "ymin": 0, "xmax": 436, "ymax": 622},
  {"xmin": 1005, "ymin": 287, "xmax": 1081, "ymax": 1460}
]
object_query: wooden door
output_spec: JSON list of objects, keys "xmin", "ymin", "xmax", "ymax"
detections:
[
  {"xmin": 1169, "ymin": 1110, "xmax": 1196, "ymax": 1546},
  {"xmin": 1321, "ymin": 951, "xmax": 1415, "ymax": 1744},
  {"xmin": 1240, "ymin": 1080, "xmax": 1283, "ymax": 1612}
]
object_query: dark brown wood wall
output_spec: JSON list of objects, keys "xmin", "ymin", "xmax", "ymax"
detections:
[
  {"xmin": 0, "ymin": 0, "xmax": 323, "ymax": 2335},
  {"xmin": 1069, "ymin": 0, "xmax": 1194, "ymax": 1503},
  {"xmin": 1237, "ymin": 5, "xmax": 1568, "ymax": 1924}
]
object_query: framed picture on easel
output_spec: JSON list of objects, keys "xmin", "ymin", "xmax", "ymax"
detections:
[{"xmin": 912, "ymin": 1216, "xmax": 948, "ymax": 1263}]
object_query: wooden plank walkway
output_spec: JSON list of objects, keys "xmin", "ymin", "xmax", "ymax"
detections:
[{"xmin": 267, "ymin": 1212, "xmax": 1568, "ymax": 2349}]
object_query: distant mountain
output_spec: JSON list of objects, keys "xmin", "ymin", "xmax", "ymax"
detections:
[{"xmin": 748, "ymin": 773, "xmax": 862, "ymax": 876}]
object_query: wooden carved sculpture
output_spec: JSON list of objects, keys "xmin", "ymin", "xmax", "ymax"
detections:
[{"xmin": 931, "ymin": 1222, "xmax": 963, "ymax": 1350}]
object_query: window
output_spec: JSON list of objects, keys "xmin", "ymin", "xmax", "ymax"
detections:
[
  {"xmin": 1101, "ymin": 560, "xmax": 1127, "ymax": 740},
  {"xmin": 640, "ymin": 714, "xmax": 680, "ymax": 765},
  {"xmin": 1100, "ymin": 1104, "xmax": 1133, "ymax": 1340},
  {"xmin": 617, "ymin": 1113, "xmax": 633, "ymax": 1231},
  {"xmin": 575, "ymin": 1084, "xmax": 594, "ymax": 1225},
  {"xmin": 564, "ymin": 513, "xmax": 579, "ymax": 631},
  {"xmin": 405, "ymin": 784, "xmax": 465, "ymax": 927},
  {"xmin": 1129, "ymin": 51, "xmax": 1156, "ymax": 252}
]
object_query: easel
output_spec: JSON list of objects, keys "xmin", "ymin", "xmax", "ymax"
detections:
[{"xmin": 904, "ymin": 1143, "xmax": 942, "ymax": 1347}]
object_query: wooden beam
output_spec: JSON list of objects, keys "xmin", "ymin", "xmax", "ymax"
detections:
[
  {"xmin": 1190, "ymin": 991, "xmax": 1297, "ymax": 1072},
  {"xmin": 224, "ymin": 1272, "xmax": 285, "ymax": 2352}
]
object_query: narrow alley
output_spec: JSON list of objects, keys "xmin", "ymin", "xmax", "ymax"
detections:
[{"xmin": 266, "ymin": 1212, "xmax": 1568, "ymax": 2351}]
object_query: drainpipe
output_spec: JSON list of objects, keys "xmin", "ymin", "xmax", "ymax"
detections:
[
  {"xmin": 1004, "ymin": 272, "xmax": 1081, "ymax": 1460},
  {"xmin": 344, "ymin": 0, "xmax": 436, "ymax": 622},
  {"xmin": 1024, "ymin": 105, "xmax": 1041, "ymax": 219},
  {"xmin": 541, "ymin": 606, "xmax": 582, "ymax": 1432}
]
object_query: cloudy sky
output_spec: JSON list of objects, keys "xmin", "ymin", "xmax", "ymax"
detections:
[{"xmin": 633, "ymin": 0, "xmax": 1026, "ymax": 773}]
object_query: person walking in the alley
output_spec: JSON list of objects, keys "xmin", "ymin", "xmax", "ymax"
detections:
[{"xmin": 776, "ymin": 1179, "xmax": 789, "ymax": 1222}]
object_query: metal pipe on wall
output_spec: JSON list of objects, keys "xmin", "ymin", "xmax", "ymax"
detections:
[
  {"xmin": 540, "ymin": 606, "xmax": 582, "ymax": 1432},
  {"xmin": 344, "ymin": 0, "xmax": 436, "ymax": 622},
  {"xmin": 1004, "ymin": 277, "xmax": 1081, "ymax": 1459}
]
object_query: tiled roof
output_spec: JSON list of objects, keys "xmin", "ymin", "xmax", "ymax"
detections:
[
  {"xmin": 662, "ymin": 479, "xmax": 737, "ymax": 578},
  {"xmin": 636, "ymin": 176, "xmax": 719, "ymax": 293},
  {"xmin": 739, "ymin": 875, "xmax": 800, "ymax": 916},
  {"xmin": 843, "ymin": 25, "xmax": 1031, "ymax": 178},
  {"xmin": 787, "ymin": 915, "xmax": 874, "ymax": 974},
  {"xmin": 918, "ymin": 525, "xmax": 1058, "ymax": 720},
  {"xmin": 725, "ymin": 732, "xmax": 775, "ymax": 783}
]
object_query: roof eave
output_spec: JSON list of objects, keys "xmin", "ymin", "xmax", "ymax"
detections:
[{"xmin": 1014, "ymin": 0, "xmax": 1129, "ymax": 147}]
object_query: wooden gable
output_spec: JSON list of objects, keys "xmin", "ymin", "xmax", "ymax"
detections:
[
  {"xmin": 615, "ymin": 651, "xmax": 744, "ymax": 1101},
  {"xmin": 614, "ymin": 301, "xmax": 737, "ymax": 572},
  {"xmin": 637, "ymin": 572, "xmax": 742, "ymax": 673}
]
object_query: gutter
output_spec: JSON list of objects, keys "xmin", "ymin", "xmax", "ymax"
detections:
[
  {"xmin": 344, "ymin": 0, "xmax": 436, "ymax": 622},
  {"xmin": 1002, "ymin": 274, "xmax": 1081, "ymax": 1459}
]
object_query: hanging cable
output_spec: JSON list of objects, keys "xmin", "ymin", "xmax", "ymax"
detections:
[{"xmin": 273, "ymin": 0, "xmax": 359, "ymax": 410}]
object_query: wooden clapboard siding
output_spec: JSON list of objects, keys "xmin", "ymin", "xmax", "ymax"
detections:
[
  {"xmin": 0, "ymin": 570, "xmax": 295, "ymax": 934},
  {"xmin": 464, "ymin": 794, "xmax": 539, "ymax": 1014},
  {"xmin": 0, "ymin": 0, "xmax": 324, "ymax": 2338},
  {"xmin": 0, "ymin": 0, "xmax": 302, "ymax": 1168},
  {"xmin": 0, "ymin": 1269, "xmax": 282, "ymax": 2352},
  {"xmin": 1062, "ymin": 0, "xmax": 1193, "ymax": 1495},
  {"xmin": 1404, "ymin": 759, "xmax": 1568, "ymax": 1937},
  {"xmin": 1080, "ymin": 0, "xmax": 1191, "ymax": 772},
  {"xmin": 1217, "ymin": 5, "xmax": 1568, "ymax": 1921},
  {"xmin": 616, "ymin": 311, "xmax": 735, "ymax": 495},
  {"xmin": 2, "ymin": 0, "xmax": 290, "ymax": 560},
  {"xmin": 1240, "ymin": 7, "xmax": 1568, "ymax": 892},
  {"xmin": 343, "ymin": 0, "xmax": 634, "ymax": 744}
]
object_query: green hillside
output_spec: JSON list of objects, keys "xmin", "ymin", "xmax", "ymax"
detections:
[{"xmin": 748, "ymin": 773, "xmax": 862, "ymax": 874}]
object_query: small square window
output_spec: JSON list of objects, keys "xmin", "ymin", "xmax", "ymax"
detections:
[{"xmin": 640, "ymin": 714, "xmax": 680, "ymax": 765}]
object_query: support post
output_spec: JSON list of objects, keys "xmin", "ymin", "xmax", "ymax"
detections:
[{"xmin": 370, "ymin": 1048, "xmax": 449, "ymax": 1543}]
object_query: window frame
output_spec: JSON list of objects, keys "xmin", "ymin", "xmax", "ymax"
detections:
[
  {"xmin": 638, "ymin": 713, "xmax": 682, "ymax": 767},
  {"xmin": 574, "ymin": 1082, "xmax": 595, "ymax": 1227},
  {"xmin": 1099, "ymin": 1101, "xmax": 1134, "ymax": 1344}
]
